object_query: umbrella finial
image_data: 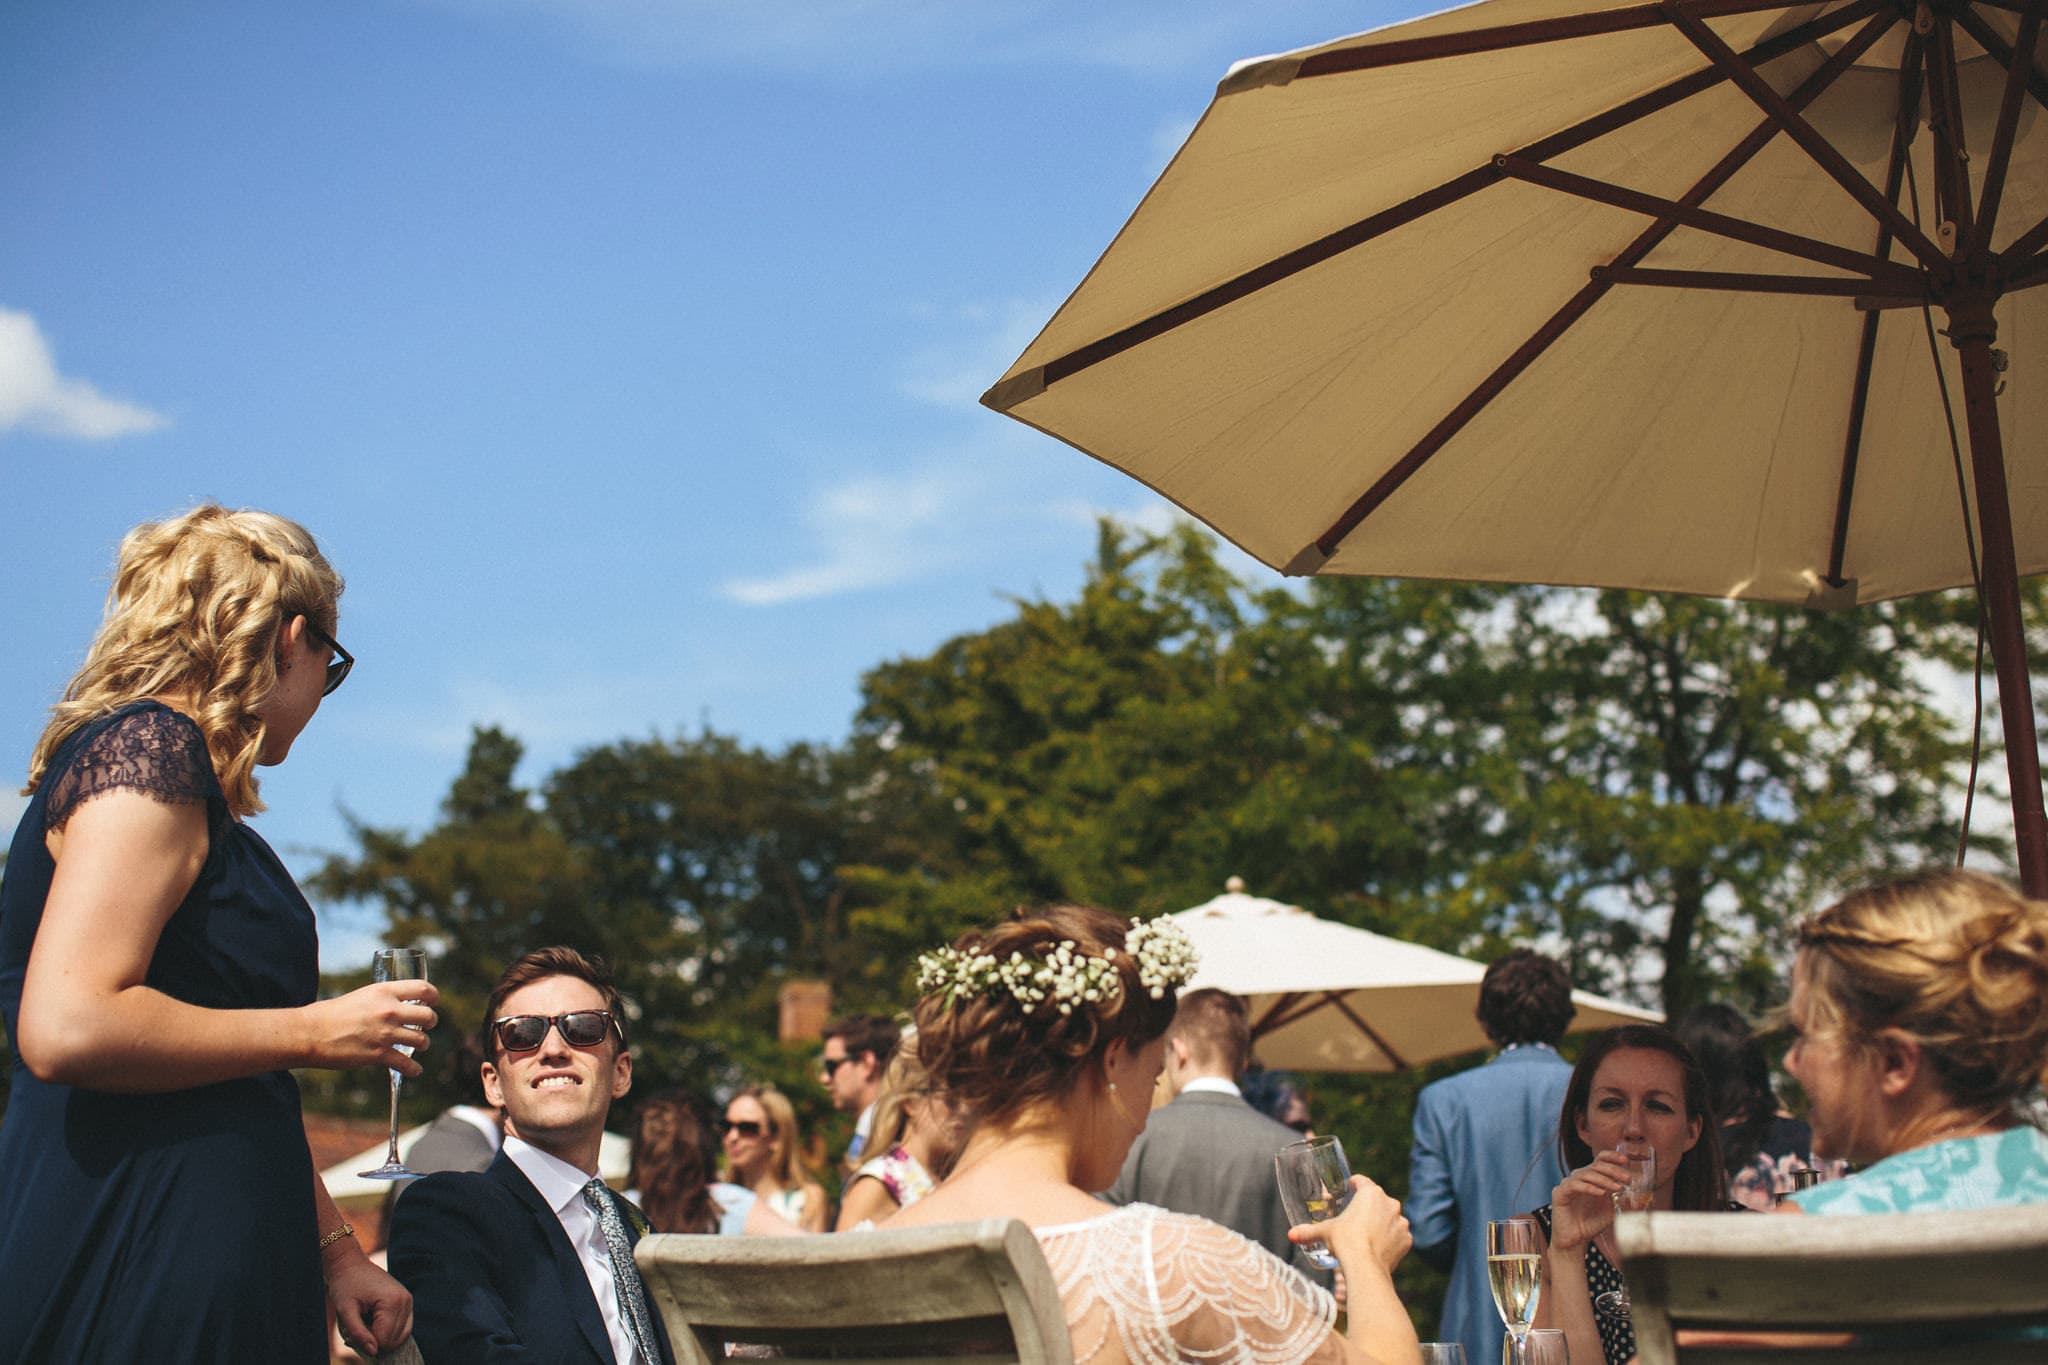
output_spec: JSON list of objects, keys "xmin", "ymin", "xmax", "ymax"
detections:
[{"xmin": 1225, "ymin": 875, "xmax": 1247, "ymax": 894}]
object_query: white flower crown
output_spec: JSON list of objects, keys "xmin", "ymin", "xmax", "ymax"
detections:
[{"xmin": 915, "ymin": 916, "xmax": 1200, "ymax": 1017}]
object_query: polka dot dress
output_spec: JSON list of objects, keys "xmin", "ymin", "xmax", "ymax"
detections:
[{"xmin": 1532, "ymin": 1205, "xmax": 1634, "ymax": 1365}]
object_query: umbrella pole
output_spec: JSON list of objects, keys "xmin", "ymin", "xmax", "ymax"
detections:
[{"xmin": 1947, "ymin": 296, "xmax": 2048, "ymax": 895}]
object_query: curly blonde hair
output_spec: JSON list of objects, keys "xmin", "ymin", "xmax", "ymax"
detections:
[
  {"xmin": 26, "ymin": 504, "xmax": 343, "ymax": 817},
  {"xmin": 1797, "ymin": 868, "xmax": 2048, "ymax": 1114}
]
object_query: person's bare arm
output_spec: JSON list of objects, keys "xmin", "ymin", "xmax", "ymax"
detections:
[
  {"xmin": 1534, "ymin": 1152, "xmax": 1625, "ymax": 1365},
  {"xmin": 835, "ymin": 1174, "xmax": 900, "ymax": 1231},
  {"xmin": 18, "ymin": 790, "xmax": 436, "ymax": 1092},
  {"xmin": 315, "ymin": 1166, "xmax": 413, "ymax": 1357},
  {"xmin": 1302, "ymin": 1175, "xmax": 1423, "ymax": 1365}
]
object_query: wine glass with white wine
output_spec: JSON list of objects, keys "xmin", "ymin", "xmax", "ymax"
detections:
[
  {"xmin": 1595, "ymin": 1138, "xmax": 1656, "ymax": 1319},
  {"xmin": 1488, "ymin": 1216, "xmax": 1543, "ymax": 1365},
  {"xmin": 1273, "ymin": 1135, "xmax": 1353, "ymax": 1270},
  {"xmin": 358, "ymin": 947, "xmax": 428, "ymax": 1180}
]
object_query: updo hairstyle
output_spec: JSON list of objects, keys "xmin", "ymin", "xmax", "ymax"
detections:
[
  {"xmin": 1797, "ymin": 868, "xmax": 2048, "ymax": 1114},
  {"xmin": 26, "ymin": 503, "xmax": 344, "ymax": 816},
  {"xmin": 914, "ymin": 903, "xmax": 1179, "ymax": 1127}
]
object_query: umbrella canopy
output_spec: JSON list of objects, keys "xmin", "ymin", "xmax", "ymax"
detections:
[
  {"xmin": 1173, "ymin": 878, "xmax": 1660, "ymax": 1070},
  {"xmin": 320, "ymin": 1124, "xmax": 633, "ymax": 1206},
  {"xmin": 986, "ymin": 0, "xmax": 2048, "ymax": 888}
]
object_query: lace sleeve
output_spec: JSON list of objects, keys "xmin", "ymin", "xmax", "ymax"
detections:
[
  {"xmin": 1043, "ymin": 1207, "xmax": 1345, "ymax": 1365},
  {"xmin": 43, "ymin": 706, "xmax": 214, "ymax": 834}
]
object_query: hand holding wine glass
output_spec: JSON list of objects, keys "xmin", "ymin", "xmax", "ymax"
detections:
[
  {"xmin": 1593, "ymin": 1139, "xmax": 1655, "ymax": 1319},
  {"xmin": 360, "ymin": 948, "xmax": 429, "ymax": 1180}
]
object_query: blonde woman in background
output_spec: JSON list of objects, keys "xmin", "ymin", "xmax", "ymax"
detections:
[
  {"xmin": 835, "ymin": 1033, "xmax": 964, "ymax": 1229},
  {"xmin": 723, "ymin": 1084, "xmax": 829, "ymax": 1232},
  {"xmin": 1781, "ymin": 867, "xmax": 2048, "ymax": 1215},
  {"xmin": 0, "ymin": 505, "xmax": 434, "ymax": 1362}
]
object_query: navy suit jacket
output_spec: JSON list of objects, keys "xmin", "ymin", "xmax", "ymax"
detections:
[
  {"xmin": 389, "ymin": 1150, "xmax": 674, "ymax": 1365},
  {"xmin": 1407, "ymin": 1046, "xmax": 1572, "ymax": 1365}
]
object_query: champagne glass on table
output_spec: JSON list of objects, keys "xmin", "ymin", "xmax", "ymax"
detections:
[
  {"xmin": 1487, "ymin": 1216, "xmax": 1542, "ymax": 1365},
  {"xmin": 1523, "ymin": 1329, "xmax": 1570, "ymax": 1365},
  {"xmin": 1594, "ymin": 1137, "xmax": 1655, "ymax": 1319},
  {"xmin": 359, "ymin": 947, "xmax": 428, "ymax": 1180},
  {"xmin": 1273, "ymin": 1135, "xmax": 1352, "ymax": 1269},
  {"xmin": 1420, "ymin": 1345, "xmax": 1469, "ymax": 1365}
]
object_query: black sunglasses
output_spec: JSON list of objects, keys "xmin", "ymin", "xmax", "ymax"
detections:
[
  {"xmin": 493, "ymin": 1010, "xmax": 622, "ymax": 1054},
  {"xmin": 301, "ymin": 619, "xmax": 355, "ymax": 696},
  {"xmin": 721, "ymin": 1119, "xmax": 770, "ymax": 1138}
]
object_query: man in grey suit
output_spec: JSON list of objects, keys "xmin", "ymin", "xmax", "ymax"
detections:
[
  {"xmin": 407, "ymin": 1039, "xmax": 504, "ymax": 1176},
  {"xmin": 1106, "ymin": 989, "xmax": 1305, "ymax": 1267},
  {"xmin": 1408, "ymin": 949, "xmax": 1575, "ymax": 1365}
]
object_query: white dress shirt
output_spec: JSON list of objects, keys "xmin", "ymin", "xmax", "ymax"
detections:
[
  {"xmin": 1178, "ymin": 1076, "xmax": 1244, "ymax": 1099},
  {"xmin": 502, "ymin": 1136, "xmax": 645, "ymax": 1365}
]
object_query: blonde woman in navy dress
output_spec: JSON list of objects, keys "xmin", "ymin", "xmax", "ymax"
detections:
[{"xmin": 0, "ymin": 505, "xmax": 438, "ymax": 1362}]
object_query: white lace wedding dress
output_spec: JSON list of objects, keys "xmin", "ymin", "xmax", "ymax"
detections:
[{"xmin": 1035, "ymin": 1203, "xmax": 1348, "ymax": 1365}]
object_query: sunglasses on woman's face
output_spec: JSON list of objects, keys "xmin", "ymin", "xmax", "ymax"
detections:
[
  {"xmin": 302, "ymin": 620, "xmax": 355, "ymax": 696},
  {"xmin": 492, "ymin": 1010, "xmax": 620, "ymax": 1054},
  {"xmin": 721, "ymin": 1119, "xmax": 769, "ymax": 1138}
]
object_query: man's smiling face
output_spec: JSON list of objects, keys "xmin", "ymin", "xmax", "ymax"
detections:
[{"xmin": 482, "ymin": 973, "xmax": 632, "ymax": 1154}]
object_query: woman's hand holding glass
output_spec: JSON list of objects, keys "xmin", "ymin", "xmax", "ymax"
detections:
[
  {"xmin": 1286, "ymin": 1171, "xmax": 1412, "ymax": 1274},
  {"xmin": 301, "ymin": 977, "xmax": 439, "ymax": 1075},
  {"xmin": 1546, "ymin": 1148, "xmax": 1632, "ymax": 1254}
]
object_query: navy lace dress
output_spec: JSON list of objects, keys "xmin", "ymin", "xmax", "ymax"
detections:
[{"xmin": 0, "ymin": 701, "xmax": 327, "ymax": 1362}]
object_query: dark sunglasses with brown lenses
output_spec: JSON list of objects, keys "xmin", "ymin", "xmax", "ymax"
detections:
[
  {"xmin": 721, "ymin": 1118, "xmax": 771, "ymax": 1138},
  {"xmin": 492, "ymin": 1010, "xmax": 623, "ymax": 1054}
]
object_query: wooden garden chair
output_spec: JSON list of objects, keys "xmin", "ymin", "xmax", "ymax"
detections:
[
  {"xmin": 634, "ymin": 1217, "xmax": 1073, "ymax": 1364},
  {"xmin": 1616, "ymin": 1203, "xmax": 2048, "ymax": 1365}
]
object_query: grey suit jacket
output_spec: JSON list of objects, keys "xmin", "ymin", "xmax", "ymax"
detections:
[
  {"xmin": 1106, "ymin": 1089, "xmax": 1304, "ymax": 1266},
  {"xmin": 407, "ymin": 1107, "xmax": 501, "ymax": 1176}
]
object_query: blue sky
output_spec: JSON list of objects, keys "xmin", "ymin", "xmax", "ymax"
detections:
[{"xmin": 2, "ymin": 0, "xmax": 1411, "ymax": 967}]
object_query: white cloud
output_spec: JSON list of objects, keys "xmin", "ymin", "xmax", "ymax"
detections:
[
  {"xmin": 720, "ymin": 465, "xmax": 976, "ymax": 605},
  {"xmin": 0, "ymin": 307, "xmax": 168, "ymax": 441}
]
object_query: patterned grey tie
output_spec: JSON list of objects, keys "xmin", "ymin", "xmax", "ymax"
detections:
[{"xmin": 583, "ymin": 1178, "xmax": 658, "ymax": 1365}]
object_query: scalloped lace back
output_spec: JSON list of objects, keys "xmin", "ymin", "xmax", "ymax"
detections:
[
  {"xmin": 43, "ymin": 705, "xmax": 213, "ymax": 834},
  {"xmin": 1035, "ymin": 1204, "xmax": 1342, "ymax": 1365}
]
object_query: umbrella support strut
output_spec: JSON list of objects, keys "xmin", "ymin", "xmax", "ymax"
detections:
[{"xmin": 1948, "ymin": 297, "xmax": 2048, "ymax": 895}]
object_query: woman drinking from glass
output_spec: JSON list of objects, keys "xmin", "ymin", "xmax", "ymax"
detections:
[{"xmin": 1529, "ymin": 1024, "xmax": 1728, "ymax": 1365}]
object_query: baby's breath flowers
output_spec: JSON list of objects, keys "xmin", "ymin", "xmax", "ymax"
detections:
[{"xmin": 916, "ymin": 917, "xmax": 1199, "ymax": 1015}]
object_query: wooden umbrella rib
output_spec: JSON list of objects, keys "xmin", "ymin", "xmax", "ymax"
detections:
[
  {"xmin": 2003, "ymin": 211, "xmax": 2048, "ymax": 263},
  {"xmin": 1950, "ymin": 6, "xmax": 2048, "ymax": 124},
  {"xmin": 1325, "ymin": 992, "xmax": 1411, "ymax": 1070},
  {"xmin": 1827, "ymin": 40, "xmax": 1917, "ymax": 588},
  {"xmin": 1289, "ymin": 0, "xmax": 1803, "ymax": 77},
  {"xmin": 1307, "ymin": 6, "xmax": 1896, "ymax": 562},
  {"xmin": 1249, "ymin": 991, "xmax": 1312, "ymax": 1039},
  {"xmin": 990, "ymin": 0, "xmax": 1884, "ymax": 410},
  {"xmin": 2007, "ymin": 252, "xmax": 2048, "ymax": 287},
  {"xmin": 1596, "ymin": 265, "xmax": 1923, "ymax": 294},
  {"xmin": 1662, "ymin": 1, "xmax": 1953, "ymax": 277},
  {"xmin": 1969, "ymin": 0, "xmax": 2047, "ymax": 253},
  {"xmin": 1496, "ymin": 155, "xmax": 1926, "ymax": 286},
  {"xmin": 1927, "ymin": 17, "xmax": 1979, "ymax": 250}
]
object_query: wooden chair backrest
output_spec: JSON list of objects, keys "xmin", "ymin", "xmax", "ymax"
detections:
[
  {"xmin": 1616, "ymin": 1203, "xmax": 2048, "ymax": 1365},
  {"xmin": 634, "ymin": 1217, "xmax": 1075, "ymax": 1365}
]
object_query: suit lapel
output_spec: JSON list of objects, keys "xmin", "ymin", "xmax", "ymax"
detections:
[{"xmin": 487, "ymin": 1153, "xmax": 619, "ymax": 1364}]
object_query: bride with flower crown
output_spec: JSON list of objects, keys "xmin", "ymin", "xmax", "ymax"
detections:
[{"xmin": 885, "ymin": 903, "xmax": 1423, "ymax": 1365}]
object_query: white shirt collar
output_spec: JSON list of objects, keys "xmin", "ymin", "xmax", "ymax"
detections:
[
  {"xmin": 1179, "ymin": 1076, "xmax": 1242, "ymax": 1098},
  {"xmin": 503, "ymin": 1134, "xmax": 600, "ymax": 1214}
]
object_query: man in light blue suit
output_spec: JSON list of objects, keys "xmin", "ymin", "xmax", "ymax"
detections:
[{"xmin": 1408, "ymin": 950, "xmax": 1575, "ymax": 1365}]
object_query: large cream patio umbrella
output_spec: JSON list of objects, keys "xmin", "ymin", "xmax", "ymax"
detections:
[
  {"xmin": 985, "ymin": 0, "xmax": 2048, "ymax": 892},
  {"xmin": 1173, "ymin": 879, "xmax": 1660, "ymax": 1070}
]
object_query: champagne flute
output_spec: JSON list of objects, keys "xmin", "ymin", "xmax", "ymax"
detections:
[
  {"xmin": 1273, "ymin": 1135, "xmax": 1352, "ymax": 1269},
  {"xmin": 1420, "ymin": 1345, "xmax": 1469, "ymax": 1365},
  {"xmin": 1487, "ymin": 1217, "xmax": 1542, "ymax": 1365},
  {"xmin": 1523, "ymin": 1329, "xmax": 1570, "ymax": 1365},
  {"xmin": 1594, "ymin": 1138, "xmax": 1655, "ymax": 1318},
  {"xmin": 358, "ymin": 947, "xmax": 428, "ymax": 1180}
]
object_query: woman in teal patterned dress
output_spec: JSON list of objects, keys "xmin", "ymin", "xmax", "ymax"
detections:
[{"xmin": 1783, "ymin": 867, "xmax": 2048, "ymax": 1216}]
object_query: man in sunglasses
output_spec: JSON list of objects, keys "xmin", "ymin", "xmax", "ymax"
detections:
[
  {"xmin": 818, "ymin": 1013, "xmax": 899, "ymax": 1166},
  {"xmin": 389, "ymin": 947, "xmax": 673, "ymax": 1365}
]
